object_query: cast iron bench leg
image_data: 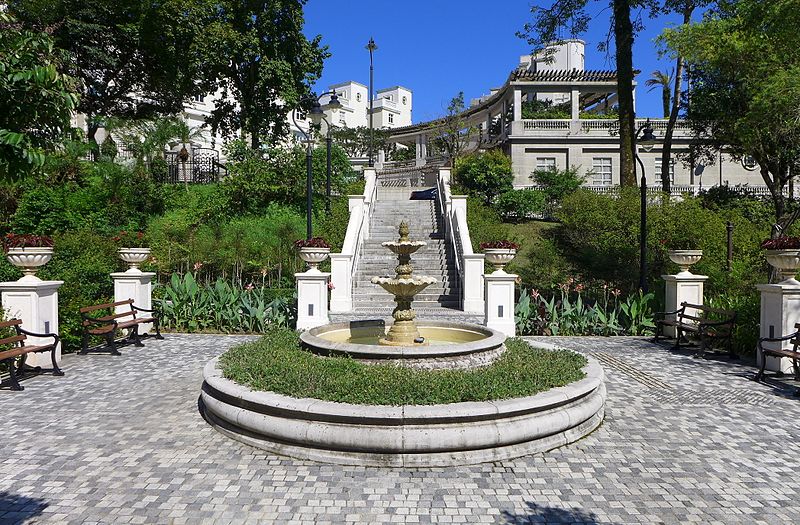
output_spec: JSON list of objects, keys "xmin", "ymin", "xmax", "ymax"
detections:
[
  {"xmin": 4, "ymin": 358, "xmax": 23, "ymax": 391},
  {"xmin": 105, "ymin": 330, "xmax": 121, "ymax": 356}
]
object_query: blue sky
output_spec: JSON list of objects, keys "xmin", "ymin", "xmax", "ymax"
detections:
[{"xmin": 303, "ymin": 1, "xmax": 694, "ymax": 123}]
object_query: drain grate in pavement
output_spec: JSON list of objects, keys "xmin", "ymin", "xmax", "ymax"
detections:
[
  {"xmin": 646, "ymin": 388, "xmax": 777, "ymax": 406},
  {"xmin": 588, "ymin": 351, "xmax": 672, "ymax": 390}
]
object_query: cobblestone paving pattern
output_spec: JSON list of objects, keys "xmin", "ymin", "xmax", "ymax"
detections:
[{"xmin": 1, "ymin": 334, "xmax": 799, "ymax": 524}]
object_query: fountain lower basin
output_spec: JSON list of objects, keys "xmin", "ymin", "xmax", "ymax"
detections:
[{"xmin": 299, "ymin": 320, "xmax": 506, "ymax": 361}]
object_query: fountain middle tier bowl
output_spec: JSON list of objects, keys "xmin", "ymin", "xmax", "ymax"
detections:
[
  {"xmin": 370, "ymin": 275, "xmax": 437, "ymax": 296},
  {"xmin": 300, "ymin": 320, "xmax": 506, "ymax": 360}
]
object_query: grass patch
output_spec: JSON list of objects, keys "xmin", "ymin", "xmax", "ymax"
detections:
[{"xmin": 219, "ymin": 328, "xmax": 587, "ymax": 405}]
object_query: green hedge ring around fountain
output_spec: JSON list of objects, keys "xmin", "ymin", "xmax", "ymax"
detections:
[{"xmin": 200, "ymin": 333, "xmax": 606, "ymax": 466}]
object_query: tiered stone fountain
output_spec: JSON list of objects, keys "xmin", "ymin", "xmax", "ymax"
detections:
[
  {"xmin": 371, "ymin": 221, "xmax": 437, "ymax": 346},
  {"xmin": 201, "ymin": 221, "xmax": 606, "ymax": 466}
]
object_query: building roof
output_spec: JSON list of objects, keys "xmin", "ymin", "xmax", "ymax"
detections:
[
  {"xmin": 328, "ymin": 80, "xmax": 368, "ymax": 90},
  {"xmin": 510, "ymin": 69, "xmax": 620, "ymax": 82},
  {"xmin": 377, "ymin": 85, "xmax": 412, "ymax": 94}
]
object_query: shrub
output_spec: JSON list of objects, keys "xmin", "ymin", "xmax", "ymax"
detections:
[
  {"xmin": 454, "ymin": 150, "xmax": 513, "ymax": 204},
  {"xmin": 494, "ymin": 189, "xmax": 546, "ymax": 222},
  {"xmin": 220, "ymin": 332, "xmax": 586, "ymax": 405},
  {"xmin": 156, "ymin": 273, "xmax": 295, "ymax": 333},
  {"xmin": 464, "ymin": 197, "xmax": 512, "ymax": 251},
  {"xmin": 531, "ymin": 166, "xmax": 585, "ymax": 209}
]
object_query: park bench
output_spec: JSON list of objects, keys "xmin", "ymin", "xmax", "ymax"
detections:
[
  {"xmin": 654, "ymin": 302, "xmax": 737, "ymax": 358},
  {"xmin": 0, "ymin": 319, "xmax": 62, "ymax": 391},
  {"xmin": 754, "ymin": 322, "xmax": 800, "ymax": 383},
  {"xmin": 79, "ymin": 299, "xmax": 162, "ymax": 355}
]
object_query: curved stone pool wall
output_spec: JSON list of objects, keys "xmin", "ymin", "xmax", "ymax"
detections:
[{"xmin": 200, "ymin": 345, "xmax": 606, "ymax": 467}]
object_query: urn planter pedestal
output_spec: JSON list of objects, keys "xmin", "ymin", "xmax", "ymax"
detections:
[
  {"xmin": 484, "ymin": 270, "xmax": 517, "ymax": 337},
  {"xmin": 0, "ymin": 279, "xmax": 63, "ymax": 367},
  {"xmin": 295, "ymin": 269, "xmax": 330, "ymax": 331}
]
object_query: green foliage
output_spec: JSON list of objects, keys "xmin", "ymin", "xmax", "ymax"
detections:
[
  {"xmin": 515, "ymin": 287, "xmax": 654, "ymax": 336},
  {"xmin": 531, "ymin": 166, "xmax": 585, "ymax": 209},
  {"xmin": 708, "ymin": 291, "xmax": 760, "ymax": 356},
  {"xmin": 464, "ymin": 197, "xmax": 511, "ymax": 252},
  {"xmin": 221, "ymin": 141, "xmax": 354, "ymax": 214},
  {"xmin": 197, "ymin": 0, "xmax": 329, "ymax": 147},
  {"xmin": 220, "ymin": 332, "xmax": 586, "ymax": 405},
  {"xmin": 454, "ymin": 150, "xmax": 514, "ymax": 204},
  {"xmin": 663, "ymin": 0, "xmax": 800, "ymax": 221},
  {"xmin": 494, "ymin": 189, "xmax": 546, "ymax": 222},
  {"xmin": 156, "ymin": 273, "xmax": 295, "ymax": 333},
  {"xmin": 148, "ymin": 208, "xmax": 305, "ymax": 286},
  {"xmin": 9, "ymin": 0, "xmax": 212, "ymax": 140},
  {"xmin": 11, "ymin": 163, "xmax": 165, "ymax": 234},
  {"xmin": 0, "ymin": 11, "xmax": 79, "ymax": 180},
  {"xmin": 35, "ymin": 230, "xmax": 118, "ymax": 352},
  {"xmin": 328, "ymin": 126, "xmax": 389, "ymax": 158},
  {"xmin": 521, "ymin": 99, "xmax": 570, "ymax": 119}
]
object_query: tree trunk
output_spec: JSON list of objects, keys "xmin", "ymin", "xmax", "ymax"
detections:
[
  {"xmin": 661, "ymin": 7, "xmax": 693, "ymax": 194},
  {"xmin": 662, "ymin": 87, "xmax": 671, "ymax": 118},
  {"xmin": 87, "ymin": 114, "xmax": 100, "ymax": 161},
  {"xmin": 613, "ymin": 0, "xmax": 637, "ymax": 187}
]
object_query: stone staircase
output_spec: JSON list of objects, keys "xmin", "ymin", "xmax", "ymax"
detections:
[{"xmin": 330, "ymin": 186, "xmax": 484, "ymax": 322}]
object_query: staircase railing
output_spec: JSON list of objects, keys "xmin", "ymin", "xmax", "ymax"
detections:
[
  {"xmin": 330, "ymin": 169, "xmax": 378, "ymax": 312},
  {"xmin": 436, "ymin": 169, "xmax": 485, "ymax": 314}
]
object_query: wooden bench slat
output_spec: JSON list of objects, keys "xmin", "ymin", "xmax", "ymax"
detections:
[
  {"xmin": 764, "ymin": 348, "xmax": 800, "ymax": 360},
  {"xmin": 80, "ymin": 299, "xmax": 134, "ymax": 313},
  {"xmin": 0, "ymin": 319, "xmax": 22, "ymax": 329},
  {"xmin": 0, "ymin": 344, "xmax": 50, "ymax": 361},
  {"xmin": 0, "ymin": 334, "xmax": 26, "ymax": 346},
  {"xmin": 93, "ymin": 311, "xmax": 136, "ymax": 322}
]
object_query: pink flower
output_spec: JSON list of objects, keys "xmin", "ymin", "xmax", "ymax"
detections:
[
  {"xmin": 531, "ymin": 289, "xmax": 540, "ymax": 300},
  {"xmin": 327, "ymin": 282, "xmax": 335, "ymax": 290},
  {"xmin": 193, "ymin": 262, "xmax": 204, "ymax": 271},
  {"xmin": 575, "ymin": 283, "xmax": 585, "ymax": 293},
  {"xmin": 245, "ymin": 283, "xmax": 255, "ymax": 291},
  {"xmin": 611, "ymin": 288, "xmax": 621, "ymax": 297}
]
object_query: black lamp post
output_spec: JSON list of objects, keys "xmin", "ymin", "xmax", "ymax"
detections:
[
  {"xmin": 366, "ymin": 37, "xmax": 377, "ymax": 167},
  {"xmin": 292, "ymin": 92, "xmax": 343, "ymax": 239},
  {"xmin": 634, "ymin": 119, "xmax": 658, "ymax": 293}
]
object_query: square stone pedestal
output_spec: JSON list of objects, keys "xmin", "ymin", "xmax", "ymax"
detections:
[
  {"xmin": 485, "ymin": 271, "xmax": 517, "ymax": 337},
  {"xmin": 662, "ymin": 273, "xmax": 709, "ymax": 337},
  {"xmin": 111, "ymin": 270, "xmax": 156, "ymax": 334},
  {"xmin": 757, "ymin": 281, "xmax": 800, "ymax": 373},
  {"xmin": 296, "ymin": 270, "xmax": 330, "ymax": 331},
  {"xmin": 0, "ymin": 277, "xmax": 63, "ymax": 367}
]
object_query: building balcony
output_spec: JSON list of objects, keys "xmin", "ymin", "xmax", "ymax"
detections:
[{"xmin": 510, "ymin": 118, "xmax": 694, "ymax": 138}]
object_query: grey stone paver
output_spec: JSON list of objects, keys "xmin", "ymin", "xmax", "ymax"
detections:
[{"xmin": 1, "ymin": 334, "xmax": 799, "ymax": 524}]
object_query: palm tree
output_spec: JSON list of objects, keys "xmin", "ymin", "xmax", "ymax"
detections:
[{"xmin": 645, "ymin": 69, "xmax": 675, "ymax": 118}]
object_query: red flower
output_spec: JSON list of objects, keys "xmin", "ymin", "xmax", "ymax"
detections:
[
  {"xmin": 480, "ymin": 240, "xmax": 520, "ymax": 250},
  {"xmin": 295, "ymin": 237, "xmax": 330, "ymax": 249}
]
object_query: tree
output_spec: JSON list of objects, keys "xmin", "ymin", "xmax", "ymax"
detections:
[
  {"xmin": 430, "ymin": 92, "xmax": 477, "ymax": 165},
  {"xmin": 519, "ymin": 1, "xmax": 644, "ymax": 187},
  {"xmin": 328, "ymin": 126, "xmax": 388, "ymax": 158},
  {"xmin": 645, "ymin": 69, "xmax": 674, "ymax": 118},
  {"xmin": 663, "ymin": 0, "xmax": 800, "ymax": 230},
  {"xmin": 9, "ymin": 0, "xmax": 212, "ymax": 145},
  {"xmin": 198, "ymin": 0, "xmax": 328, "ymax": 149},
  {"xmin": 657, "ymin": 0, "xmax": 711, "ymax": 194},
  {"xmin": 454, "ymin": 150, "xmax": 514, "ymax": 204},
  {"xmin": 0, "ymin": 12, "xmax": 79, "ymax": 181}
]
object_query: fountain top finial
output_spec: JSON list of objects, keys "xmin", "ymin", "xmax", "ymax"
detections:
[{"xmin": 398, "ymin": 221, "xmax": 410, "ymax": 242}]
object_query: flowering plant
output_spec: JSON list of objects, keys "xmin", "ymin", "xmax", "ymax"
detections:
[
  {"xmin": 480, "ymin": 240, "xmax": 520, "ymax": 250},
  {"xmin": 294, "ymin": 237, "xmax": 330, "ymax": 249},
  {"xmin": 761, "ymin": 237, "xmax": 800, "ymax": 250},
  {"xmin": 3, "ymin": 233, "xmax": 54, "ymax": 253},
  {"xmin": 112, "ymin": 230, "xmax": 148, "ymax": 248}
]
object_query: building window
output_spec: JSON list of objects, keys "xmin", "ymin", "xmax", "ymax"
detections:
[
  {"xmin": 339, "ymin": 112, "xmax": 346, "ymax": 124},
  {"xmin": 192, "ymin": 94, "xmax": 204, "ymax": 103},
  {"xmin": 388, "ymin": 114, "xmax": 394, "ymax": 124},
  {"xmin": 591, "ymin": 157, "xmax": 613, "ymax": 186},
  {"xmin": 536, "ymin": 157, "xmax": 556, "ymax": 171},
  {"xmin": 402, "ymin": 96, "xmax": 407, "ymax": 105},
  {"xmin": 356, "ymin": 93, "xmax": 362, "ymax": 102},
  {"xmin": 654, "ymin": 158, "xmax": 675, "ymax": 185}
]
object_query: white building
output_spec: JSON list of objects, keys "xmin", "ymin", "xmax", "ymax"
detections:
[
  {"xmin": 386, "ymin": 41, "xmax": 758, "ymax": 190},
  {"xmin": 319, "ymin": 82, "xmax": 413, "ymax": 130}
]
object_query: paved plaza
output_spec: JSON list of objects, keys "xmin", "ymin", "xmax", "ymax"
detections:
[{"xmin": 1, "ymin": 334, "xmax": 799, "ymax": 524}]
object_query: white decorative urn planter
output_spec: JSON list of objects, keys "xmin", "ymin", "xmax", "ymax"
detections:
[
  {"xmin": 118, "ymin": 248, "xmax": 151, "ymax": 271},
  {"xmin": 668, "ymin": 250, "xmax": 703, "ymax": 274},
  {"xmin": 6, "ymin": 247, "xmax": 54, "ymax": 280},
  {"xmin": 298, "ymin": 247, "xmax": 330, "ymax": 271},
  {"xmin": 765, "ymin": 249, "xmax": 800, "ymax": 283},
  {"xmin": 483, "ymin": 248, "xmax": 516, "ymax": 272}
]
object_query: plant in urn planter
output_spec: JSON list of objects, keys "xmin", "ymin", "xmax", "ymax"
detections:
[
  {"xmin": 480, "ymin": 240, "xmax": 519, "ymax": 272},
  {"xmin": 112, "ymin": 231, "xmax": 151, "ymax": 272},
  {"xmin": 661, "ymin": 237, "xmax": 702, "ymax": 275},
  {"xmin": 761, "ymin": 236, "xmax": 800, "ymax": 283},
  {"xmin": 295, "ymin": 238, "xmax": 331, "ymax": 271},
  {"xmin": 3, "ymin": 234, "xmax": 55, "ymax": 280}
]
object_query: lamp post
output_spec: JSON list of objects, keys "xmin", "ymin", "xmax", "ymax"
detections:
[
  {"xmin": 635, "ymin": 119, "xmax": 658, "ymax": 293},
  {"xmin": 292, "ymin": 92, "xmax": 343, "ymax": 239},
  {"xmin": 366, "ymin": 37, "xmax": 377, "ymax": 167}
]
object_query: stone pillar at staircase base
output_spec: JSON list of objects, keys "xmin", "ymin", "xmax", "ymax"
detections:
[
  {"xmin": 296, "ymin": 269, "xmax": 330, "ymax": 331},
  {"xmin": 485, "ymin": 271, "xmax": 516, "ymax": 337},
  {"xmin": 0, "ymin": 277, "xmax": 64, "ymax": 367},
  {"xmin": 757, "ymin": 281, "xmax": 800, "ymax": 373}
]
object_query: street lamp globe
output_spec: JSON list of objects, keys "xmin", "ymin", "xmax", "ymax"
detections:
[
  {"xmin": 308, "ymin": 100, "xmax": 325, "ymax": 126},
  {"xmin": 639, "ymin": 121, "xmax": 657, "ymax": 153},
  {"xmin": 326, "ymin": 92, "xmax": 343, "ymax": 113}
]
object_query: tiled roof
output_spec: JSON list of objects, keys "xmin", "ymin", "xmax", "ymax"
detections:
[{"xmin": 510, "ymin": 69, "xmax": 620, "ymax": 82}]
